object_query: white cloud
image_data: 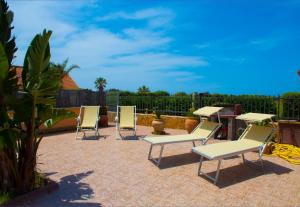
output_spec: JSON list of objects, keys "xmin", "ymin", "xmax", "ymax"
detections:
[
  {"xmin": 98, "ymin": 7, "xmax": 175, "ymax": 29},
  {"xmin": 249, "ymin": 37, "xmax": 282, "ymax": 50},
  {"xmin": 99, "ymin": 8, "xmax": 173, "ymax": 21},
  {"xmin": 9, "ymin": 1, "xmax": 207, "ymax": 92},
  {"xmin": 195, "ymin": 43, "xmax": 211, "ymax": 49}
]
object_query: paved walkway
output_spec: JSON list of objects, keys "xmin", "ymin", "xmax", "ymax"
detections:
[{"xmin": 16, "ymin": 124, "xmax": 300, "ymax": 206}]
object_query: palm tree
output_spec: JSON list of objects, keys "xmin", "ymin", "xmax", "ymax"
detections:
[
  {"xmin": 95, "ymin": 77, "xmax": 107, "ymax": 90},
  {"xmin": 298, "ymin": 70, "xmax": 300, "ymax": 77},
  {"xmin": 50, "ymin": 59, "xmax": 79, "ymax": 77},
  {"xmin": 137, "ymin": 85, "xmax": 150, "ymax": 94}
]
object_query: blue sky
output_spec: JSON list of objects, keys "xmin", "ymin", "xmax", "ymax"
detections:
[{"xmin": 9, "ymin": 0, "xmax": 300, "ymax": 95}]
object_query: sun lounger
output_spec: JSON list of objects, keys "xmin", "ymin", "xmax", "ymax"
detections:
[
  {"xmin": 115, "ymin": 106, "xmax": 137, "ymax": 139},
  {"xmin": 75, "ymin": 106, "xmax": 100, "ymax": 139},
  {"xmin": 192, "ymin": 113, "xmax": 276, "ymax": 185},
  {"xmin": 143, "ymin": 106, "xmax": 223, "ymax": 166}
]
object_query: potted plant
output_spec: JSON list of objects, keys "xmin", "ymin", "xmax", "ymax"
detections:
[
  {"xmin": 99, "ymin": 106, "xmax": 108, "ymax": 127},
  {"xmin": 152, "ymin": 108, "xmax": 165, "ymax": 134},
  {"xmin": 185, "ymin": 107, "xmax": 199, "ymax": 133}
]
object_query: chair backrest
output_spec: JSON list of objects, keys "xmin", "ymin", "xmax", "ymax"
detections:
[
  {"xmin": 119, "ymin": 106, "xmax": 136, "ymax": 128},
  {"xmin": 80, "ymin": 106, "xmax": 100, "ymax": 127},
  {"xmin": 192, "ymin": 120, "xmax": 220, "ymax": 138},
  {"xmin": 239, "ymin": 124, "xmax": 274, "ymax": 144}
]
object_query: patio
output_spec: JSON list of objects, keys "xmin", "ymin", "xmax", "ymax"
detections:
[{"xmin": 18, "ymin": 124, "xmax": 300, "ymax": 206}]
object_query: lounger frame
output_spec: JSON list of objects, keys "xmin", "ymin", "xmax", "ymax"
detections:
[
  {"xmin": 196, "ymin": 126, "xmax": 275, "ymax": 185},
  {"xmin": 147, "ymin": 121, "xmax": 222, "ymax": 166}
]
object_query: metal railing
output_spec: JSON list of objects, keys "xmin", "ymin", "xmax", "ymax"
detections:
[
  {"xmin": 55, "ymin": 90, "xmax": 300, "ymax": 120},
  {"xmin": 106, "ymin": 94, "xmax": 300, "ymax": 120}
]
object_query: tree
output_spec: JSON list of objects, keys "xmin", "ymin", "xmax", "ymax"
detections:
[
  {"xmin": 152, "ymin": 90, "xmax": 170, "ymax": 96},
  {"xmin": 174, "ymin": 92, "xmax": 188, "ymax": 96},
  {"xmin": 50, "ymin": 58, "xmax": 79, "ymax": 76},
  {"xmin": 137, "ymin": 85, "xmax": 150, "ymax": 94},
  {"xmin": 94, "ymin": 77, "xmax": 107, "ymax": 90},
  {"xmin": 298, "ymin": 70, "xmax": 300, "ymax": 77},
  {"xmin": 0, "ymin": 0, "xmax": 74, "ymax": 195}
]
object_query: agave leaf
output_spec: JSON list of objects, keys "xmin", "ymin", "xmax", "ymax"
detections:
[{"xmin": 43, "ymin": 108, "xmax": 76, "ymax": 128}]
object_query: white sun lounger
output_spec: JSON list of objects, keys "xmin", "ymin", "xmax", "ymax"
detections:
[
  {"xmin": 192, "ymin": 113, "xmax": 276, "ymax": 185},
  {"xmin": 143, "ymin": 106, "xmax": 223, "ymax": 166}
]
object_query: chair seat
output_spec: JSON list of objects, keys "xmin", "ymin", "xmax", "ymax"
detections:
[
  {"xmin": 144, "ymin": 134, "xmax": 206, "ymax": 145},
  {"xmin": 192, "ymin": 140, "xmax": 263, "ymax": 160}
]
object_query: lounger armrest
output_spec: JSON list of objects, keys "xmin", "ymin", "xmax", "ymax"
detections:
[{"xmin": 115, "ymin": 116, "xmax": 118, "ymax": 122}]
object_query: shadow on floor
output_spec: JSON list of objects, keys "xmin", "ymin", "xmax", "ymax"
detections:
[
  {"xmin": 117, "ymin": 134, "xmax": 147, "ymax": 140},
  {"xmin": 81, "ymin": 135, "xmax": 108, "ymax": 140},
  {"xmin": 31, "ymin": 170, "xmax": 102, "ymax": 207},
  {"xmin": 154, "ymin": 153, "xmax": 200, "ymax": 169},
  {"xmin": 201, "ymin": 160, "xmax": 293, "ymax": 188}
]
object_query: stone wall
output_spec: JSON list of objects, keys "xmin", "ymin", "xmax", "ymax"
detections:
[{"xmin": 108, "ymin": 111, "xmax": 186, "ymax": 130}]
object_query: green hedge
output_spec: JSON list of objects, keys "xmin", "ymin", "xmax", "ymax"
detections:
[{"xmin": 197, "ymin": 95, "xmax": 277, "ymax": 114}]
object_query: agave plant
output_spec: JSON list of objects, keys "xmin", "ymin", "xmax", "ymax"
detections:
[{"xmin": 0, "ymin": 0, "xmax": 75, "ymax": 195}]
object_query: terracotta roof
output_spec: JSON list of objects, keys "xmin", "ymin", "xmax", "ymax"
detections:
[
  {"xmin": 61, "ymin": 73, "xmax": 79, "ymax": 89},
  {"xmin": 14, "ymin": 66, "xmax": 79, "ymax": 90}
]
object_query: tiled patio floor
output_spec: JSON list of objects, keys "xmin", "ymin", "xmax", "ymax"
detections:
[{"xmin": 16, "ymin": 124, "xmax": 300, "ymax": 206}]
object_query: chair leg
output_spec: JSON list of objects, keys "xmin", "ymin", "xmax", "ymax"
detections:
[
  {"xmin": 214, "ymin": 160, "xmax": 222, "ymax": 185},
  {"xmin": 148, "ymin": 145, "xmax": 153, "ymax": 160},
  {"xmin": 116, "ymin": 127, "xmax": 122, "ymax": 140},
  {"xmin": 242, "ymin": 154, "xmax": 245, "ymax": 164},
  {"xmin": 192, "ymin": 141, "xmax": 196, "ymax": 147},
  {"xmin": 148, "ymin": 145, "xmax": 165, "ymax": 166},
  {"xmin": 198, "ymin": 157, "xmax": 222, "ymax": 185},
  {"xmin": 75, "ymin": 128, "xmax": 79, "ymax": 140},
  {"xmin": 198, "ymin": 156, "xmax": 204, "ymax": 176},
  {"xmin": 95, "ymin": 125, "xmax": 99, "ymax": 138},
  {"xmin": 258, "ymin": 148, "xmax": 264, "ymax": 169},
  {"xmin": 157, "ymin": 145, "xmax": 164, "ymax": 166}
]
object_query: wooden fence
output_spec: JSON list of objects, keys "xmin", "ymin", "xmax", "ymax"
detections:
[{"xmin": 56, "ymin": 89, "xmax": 100, "ymax": 107}]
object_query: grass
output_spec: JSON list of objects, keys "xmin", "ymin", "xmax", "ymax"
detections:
[{"xmin": 0, "ymin": 192, "xmax": 13, "ymax": 205}]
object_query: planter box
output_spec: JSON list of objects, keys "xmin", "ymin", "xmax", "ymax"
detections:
[{"xmin": 278, "ymin": 120, "xmax": 300, "ymax": 147}]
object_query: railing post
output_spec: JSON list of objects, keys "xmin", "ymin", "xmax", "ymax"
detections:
[
  {"xmin": 277, "ymin": 95, "xmax": 281, "ymax": 120},
  {"xmin": 192, "ymin": 92, "xmax": 195, "ymax": 109}
]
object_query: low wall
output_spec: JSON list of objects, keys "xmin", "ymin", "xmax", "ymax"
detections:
[
  {"xmin": 42, "ymin": 107, "xmax": 80, "ymax": 132},
  {"xmin": 108, "ymin": 111, "xmax": 186, "ymax": 129},
  {"xmin": 10, "ymin": 109, "xmax": 298, "ymax": 143}
]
